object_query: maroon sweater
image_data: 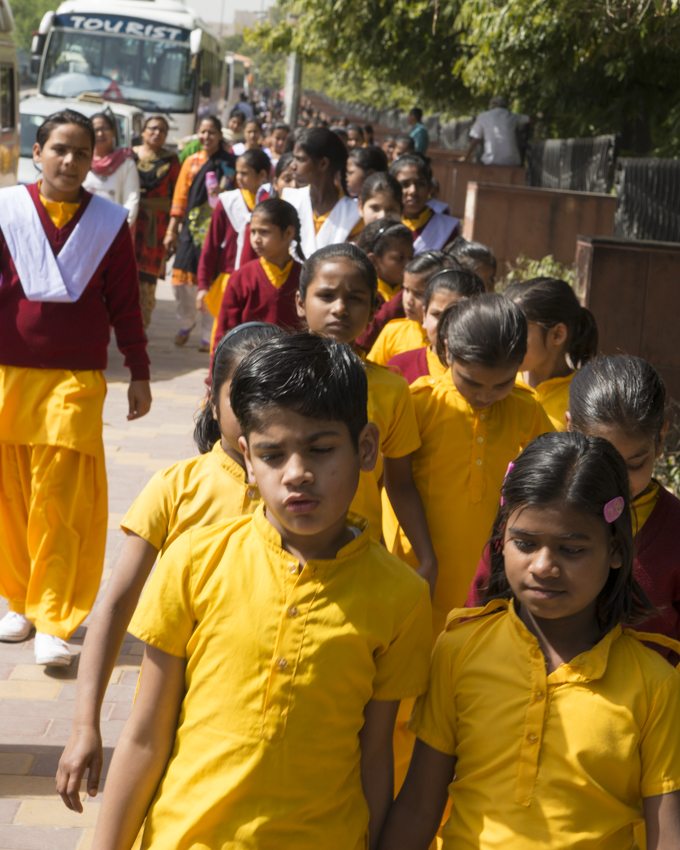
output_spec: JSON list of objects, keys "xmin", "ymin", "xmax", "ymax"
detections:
[
  {"xmin": 466, "ymin": 484, "xmax": 680, "ymax": 652},
  {"xmin": 0, "ymin": 184, "xmax": 149, "ymax": 380},
  {"xmin": 197, "ymin": 197, "xmax": 261, "ymax": 291},
  {"xmin": 387, "ymin": 347, "xmax": 429, "ymax": 385},
  {"xmin": 213, "ymin": 258, "xmax": 303, "ymax": 351},
  {"xmin": 356, "ymin": 289, "xmax": 405, "ymax": 352}
]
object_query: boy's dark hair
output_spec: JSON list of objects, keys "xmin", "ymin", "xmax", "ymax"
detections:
[
  {"xmin": 504, "ymin": 277, "xmax": 598, "ymax": 370},
  {"xmin": 442, "ymin": 292, "xmax": 527, "ymax": 368},
  {"xmin": 570, "ymin": 355, "xmax": 667, "ymax": 447},
  {"xmin": 356, "ymin": 219, "xmax": 413, "ymax": 259},
  {"xmin": 37, "ymin": 109, "xmax": 95, "ymax": 150},
  {"xmin": 194, "ymin": 323, "xmax": 282, "ymax": 453},
  {"xmin": 251, "ymin": 198, "xmax": 304, "ymax": 261},
  {"xmin": 238, "ymin": 147, "xmax": 271, "ymax": 175},
  {"xmin": 230, "ymin": 333, "xmax": 368, "ymax": 448},
  {"xmin": 390, "ymin": 152, "xmax": 432, "ymax": 184},
  {"xmin": 348, "ymin": 145, "xmax": 388, "ymax": 175},
  {"xmin": 444, "ymin": 236, "xmax": 497, "ymax": 274},
  {"xmin": 299, "ymin": 243, "xmax": 378, "ymax": 305},
  {"xmin": 409, "ymin": 107, "xmax": 423, "ymax": 122},
  {"xmin": 484, "ymin": 431, "xmax": 653, "ymax": 632},
  {"xmin": 295, "ymin": 127, "xmax": 348, "ymax": 193},
  {"xmin": 359, "ymin": 171, "xmax": 402, "ymax": 207}
]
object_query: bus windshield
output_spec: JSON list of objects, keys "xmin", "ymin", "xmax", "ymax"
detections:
[{"xmin": 41, "ymin": 28, "xmax": 195, "ymax": 112}]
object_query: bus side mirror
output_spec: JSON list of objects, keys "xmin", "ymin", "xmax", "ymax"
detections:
[
  {"xmin": 30, "ymin": 55, "xmax": 42, "ymax": 75},
  {"xmin": 190, "ymin": 28, "xmax": 202, "ymax": 55},
  {"xmin": 200, "ymin": 80, "xmax": 211, "ymax": 98},
  {"xmin": 31, "ymin": 33, "xmax": 46, "ymax": 56}
]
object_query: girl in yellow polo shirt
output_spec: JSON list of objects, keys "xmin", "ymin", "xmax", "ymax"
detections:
[
  {"xmin": 357, "ymin": 219, "xmax": 415, "ymax": 304},
  {"xmin": 368, "ymin": 252, "xmax": 454, "ymax": 367},
  {"xmin": 506, "ymin": 277, "xmax": 598, "ymax": 431},
  {"xmin": 379, "ymin": 431, "xmax": 680, "ymax": 850},
  {"xmin": 295, "ymin": 242, "xmax": 438, "ymax": 593},
  {"xmin": 55, "ymin": 323, "xmax": 280, "ymax": 814}
]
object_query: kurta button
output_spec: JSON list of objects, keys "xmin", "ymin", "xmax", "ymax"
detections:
[
  {"xmin": 276, "ymin": 657, "xmax": 288, "ymax": 670},
  {"xmin": 476, "ymin": 459, "xmax": 482, "ymax": 466},
  {"xmin": 287, "ymin": 563, "xmax": 297, "ymax": 574},
  {"xmin": 527, "ymin": 733, "xmax": 539, "ymax": 743},
  {"xmin": 480, "ymin": 414, "xmax": 485, "ymax": 420},
  {"xmin": 287, "ymin": 606, "xmax": 299, "ymax": 618},
  {"xmin": 246, "ymin": 488, "xmax": 255, "ymax": 498},
  {"xmin": 477, "ymin": 437, "xmax": 484, "ymax": 444},
  {"xmin": 535, "ymin": 691, "xmax": 545, "ymax": 701}
]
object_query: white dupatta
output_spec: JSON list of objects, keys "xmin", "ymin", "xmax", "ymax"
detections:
[{"xmin": 282, "ymin": 186, "xmax": 360, "ymax": 258}]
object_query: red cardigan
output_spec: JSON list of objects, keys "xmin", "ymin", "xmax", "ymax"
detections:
[
  {"xmin": 356, "ymin": 289, "xmax": 405, "ymax": 352},
  {"xmin": 466, "ymin": 484, "xmax": 680, "ymax": 652},
  {"xmin": 387, "ymin": 347, "xmax": 429, "ymax": 385},
  {"xmin": 197, "ymin": 198, "xmax": 259, "ymax": 292},
  {"xmin": 213, "ymin": 258, "xmax": 303, "ymax": 350},
  {"xmin": 0, "ymin": 184, "xmax": 149, "ymax": 380}
]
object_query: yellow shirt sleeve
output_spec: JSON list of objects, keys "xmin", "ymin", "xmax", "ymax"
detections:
[
  {"xmin": 639, "ymin": 667, "xmax": 680, "ymax": 798},
  {"xmin": 372, "ymin": 578, "xmax": 432, "ymax": 701},
  {"xmin": 408, "ymin": 630, "xmax": 458, "ymax": 755},
  {"xmin": 377, "ymin": 370, "xmax": 422, "ymax": 459},
  {"xmin": 121, "ymin": 469, "xmax": 173, "ymax": 551},
  {"xmin": 367, "ymin": 324, "xmax": 393, "ymax": 367},
  {"xmin": 521, "ymin": 395, "xmax": 556, "ymax": 448},
  {"xmin": 128, "ymin": 531, "xmax": 196, "ymax": 658}
]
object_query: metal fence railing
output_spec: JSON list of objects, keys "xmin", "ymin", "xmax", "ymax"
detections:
[
  {"xmin": 526, "ymin": 135, "xmax": 619, "ymax": 193},
  {"xmin": 614, "ymin": 158, "xmax": 680, "ymax": 242}
]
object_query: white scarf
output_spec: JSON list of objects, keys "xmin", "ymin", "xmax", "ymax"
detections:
[
  {"xmin": 282, "ymin": 186, "xmax": 360, "ymax": 258},
  {"xmin": 413, "ymin": 212, "xmax": 460, "ymax": 254},
  {"xmin": 0, "ymin": 185, "xmax": 127, "ymax": 302}
]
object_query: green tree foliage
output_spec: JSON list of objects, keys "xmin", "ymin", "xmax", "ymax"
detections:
[
  {"xmin": 10, "ymin": 0, "xmax": 58, "ymax": 51},
  {"xmin": 252, "ymin": 0, "xmax": 680, "ymax": 152}
]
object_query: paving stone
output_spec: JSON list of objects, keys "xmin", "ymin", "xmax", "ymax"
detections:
[
  {"xmin": 0, "ymin": 754, "xmax": 35, "ymax": 775},
  {"xmin": 0, "ymin": 798, "xmax": 22, "ymax": 822},
  {"xmin": 0, "ymin": 825, "xmax": 84, "ymax": 849},
  {"xmin": 0, "ymin": 775, "xmax": 72, "ymax": 798},
  {"xmin": 0, "ymin": 700, "xmax": 77, "ymax": 720},
  {"xmin": 0, "ymin": 682, "xmax": 61, "ymax": 701},
  {"xmin": 15, "ymin": 800, "xmax": 100, "ymax": 828}
]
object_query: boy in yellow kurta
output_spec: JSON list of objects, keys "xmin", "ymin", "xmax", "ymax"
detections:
[
  {"xmin": 92, "ymin": 334, "xmax": 432, "ymax": 850},
  {"xmin": 0, "ymin": 110, "xmax": 151, "ymax": 667}
]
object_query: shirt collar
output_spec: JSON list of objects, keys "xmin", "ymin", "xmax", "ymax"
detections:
[
  {"xmin": 210, "ymin": 440, "xmax": 249, "ymax": 483},
  {"xmin": 402, "ymin": 206, "xmax": 433, "ymax": 232}
]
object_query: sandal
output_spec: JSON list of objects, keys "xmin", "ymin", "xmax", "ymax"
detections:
[{"xmin": 174, "ymin": 329, "xmax": 192, "ymax": 346}]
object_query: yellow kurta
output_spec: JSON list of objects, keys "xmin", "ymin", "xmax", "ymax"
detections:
[
  {"xmin": 426, "ymin": 347, "xmax": 448, "ymax": 379},
  {"xmin": 121, "ymin": 440, "xmax": 260, "ymax": 554},
  {"xmin": 516, "ymin": 372, "xmax": 574, "ymax": 431},
  {"xmin": 377, "ymin": 277, "xmax": 402, "ymax": 302},
  {"xmin": 350, "ymin": 360, "xmax": 421, "ymax": 539},
  {"xmin": 383, "ymin": 373, "xmax": 553, "ymax": 636},
  {"xmin": 411, "ymin": 599, "xmax": 680, "ymax": 850},
  {"xmin": 0, "ymin": 366, "xmax": 108, "ymax": 638},
  {"xmin": 368, "ymin": 319, "xmax": 429, "ymax": 367},
  {"xmin": 129, "ymin": 506, "xmax": 432, "ymax": 850}
]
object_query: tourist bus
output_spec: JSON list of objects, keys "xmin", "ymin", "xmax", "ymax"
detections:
[
  {"xmin": 30, "ymin": 0, "xmax": 226, "ymax": 147},
  {"xmin": 0, "ymin": 0, "xmax": 19, "ymax": 186}
]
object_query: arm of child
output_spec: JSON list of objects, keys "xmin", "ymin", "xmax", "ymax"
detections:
[
  {"xmin": 92, "ymin": 644, "xmax": 185, "ymax": 850},
  {"xmin": 644, "ymin": 790, "xmax": 680, "ymax": 850},
  {"xmin": 383, "ymin": 454, "xmax": 438, "ymax": 597},
  {"xmin": 359, "ymin": 699, "xmax": 400, "ymax": 850},
  {"xmin": 56, "ymin": 533, "xmax": 159, "ymax": 812},
  {"xmin": 197, "ymin": 201, "xmax": 228, "ymax": 293},
  {"xmin": 377, "ymin": 739, "xmax": 455, "ymax": 850}
]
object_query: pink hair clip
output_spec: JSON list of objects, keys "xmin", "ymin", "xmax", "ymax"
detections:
[
  {"xmin": 604, "ymin": 496, "xmax": 625, "ymax": 523},
  {"xmin": 500, "ymin": 461, "xmax": 515, "ymax": 507}
]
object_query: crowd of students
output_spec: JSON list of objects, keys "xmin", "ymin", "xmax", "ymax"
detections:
[{"xmin": 0, "ymin": 105, "xmax": 679, "ymax": 850}]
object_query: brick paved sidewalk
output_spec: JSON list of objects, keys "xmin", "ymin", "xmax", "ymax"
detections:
[{"xmin": 0, "ymin": 282, "xmax": 209, "ymax": 849}]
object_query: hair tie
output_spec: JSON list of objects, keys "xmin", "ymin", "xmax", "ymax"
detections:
[
  {"xmin": 603, "ymin": 497, "xmax": 624, "ymax": 523},
  {"xmin": 211, "ymin": 322, "xmax": 272, "ymax": 382},
  {"xmin": 370, "ymin": 220, "xmax": 402, "ymax": 252},
  {"xmin": 500, "ymin": 461, "xmax": 515, "ymax": 506}
]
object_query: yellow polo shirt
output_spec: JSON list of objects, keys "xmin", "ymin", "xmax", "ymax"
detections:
[
  {"xmin": 377, "ymin": 278, "xmax": 402, "ymax": 302},
  {"xmin": 368, "ymin": 319, "xmax": 429, "ymax": 367},
  {"xmin": 411, "ymin": 599, "xmax": 680, "ymax": 850},
  {"xmin": 121, "ymin": 441, "xmax": 260, "ymax": 553},
  {"xmin": 516, "ymin": 372, "xmax": 574, "ymax": 432},
  {"xmin": 426, "ymin": 347, "xmax": 448, "ymax": 378},
  {"xmin": 351, "ymin": 360, "xmax": 422, "ymax": 539},
  {"xmin": 129, "ymin": 506, "xmax": 432, "ymax": 850},
  {"xmin": 383, "ymin": 373, "xmax": 553, "ymax": 634}
]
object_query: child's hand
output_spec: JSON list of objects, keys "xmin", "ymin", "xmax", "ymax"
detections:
[
  {"xmin": 128, "ymin": 380, "xmax": 152, "ymax": 421},
  {"xmin": 196, "ymin": 290, "xmax": 208, "ymax": 313},
  {"xmin": 56, "ymin": 725, "xmax": 103, "ymax": 812}
]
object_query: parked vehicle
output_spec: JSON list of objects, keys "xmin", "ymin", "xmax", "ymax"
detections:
[{"xmin": 0, "ymin": 0, "xmax": 19, "ymax": 187}]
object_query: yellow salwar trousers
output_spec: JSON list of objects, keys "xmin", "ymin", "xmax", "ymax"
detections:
[
  {"xmin": 0, "ymin": 443, "xmax": 107, "ymax": 639},
  {"xmin": 0, "ymin": 365, "xmax": 108, "ymax": 640}
]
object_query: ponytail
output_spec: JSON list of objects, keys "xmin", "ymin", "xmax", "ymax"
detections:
[
  {"xmin": 251, "ymin": 198, "xmax": 305, "ymax": 262},
  {"xmin": 194, "ymin": 323, "xmax": 283, "ymax": 453},
  {"xmin": 504, "ymin": 277, "xmax": 598, "ymax": 370}
]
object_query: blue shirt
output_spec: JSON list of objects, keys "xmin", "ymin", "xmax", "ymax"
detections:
[{"xmin": 410, "ymin": 123, "xmax": 429, "ymax": 154}]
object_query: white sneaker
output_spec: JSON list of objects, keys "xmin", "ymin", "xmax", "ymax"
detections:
[
  {"xmin": 0, "ymin": 612, "xmax": 33, "ymax": 642},
  {"xmin": 34, "ymin": 632, "xmax": 71, "ymax": 666}
]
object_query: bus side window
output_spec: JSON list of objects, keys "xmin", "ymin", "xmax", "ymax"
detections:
[{"xmin": 1, "ymin": 65, "xmax": 15, "ymax": 132}]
